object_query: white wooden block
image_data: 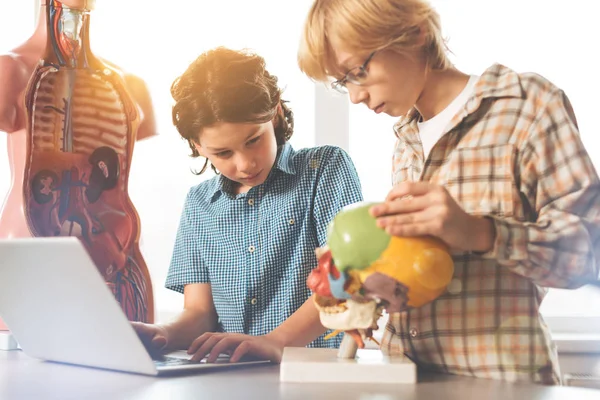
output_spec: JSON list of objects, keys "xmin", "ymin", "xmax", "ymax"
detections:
[
  {"xmin": 0, "ymin": 331, "xmax": 18, "ymax": 351},
  {"xmin": 280, "ymin": 347, "xmax": 416, "ymax": 384}
]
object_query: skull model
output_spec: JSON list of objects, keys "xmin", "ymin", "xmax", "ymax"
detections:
[{"xmin": 307, "ymin": 202, "xmax": 455, "ymax": 348}]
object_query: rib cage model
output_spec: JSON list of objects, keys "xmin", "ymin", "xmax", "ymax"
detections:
[
  {"xmin": 31, "ymin": 70, "xmax": 129, "ymax": 155},
  {"xmin": 23, "ymin": 0, "xmax": 154, "ymax": 323}
]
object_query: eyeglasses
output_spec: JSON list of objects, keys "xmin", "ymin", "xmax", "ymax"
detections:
[{"xmin": 331, "ymin": 51, "xmax": 377, "ymax": 94}]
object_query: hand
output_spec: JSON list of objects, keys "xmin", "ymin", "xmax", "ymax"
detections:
[
  {"xmin": 187, "ymin": 332, "xmax": 284, "ymax": 364},
  {"xmin": 370, "ymin": 182, "xmax": 495, "ymax": 252},
  {"xmin": 131, "ymin": 321, "xmax": 169, "ymax": 357}
]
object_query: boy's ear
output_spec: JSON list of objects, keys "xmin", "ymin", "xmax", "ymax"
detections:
[
  {"xmin": 272, "ymin": 102, "xmax": 283, "ymax": 129},
  {"xmin": 192, "ymin": 139, "xmax": 205, "ymax": 157}
]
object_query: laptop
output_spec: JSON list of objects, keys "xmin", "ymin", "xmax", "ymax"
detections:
[{"xmin": 0, "ymin": 237, "xmax": 270, "ymax": 376}]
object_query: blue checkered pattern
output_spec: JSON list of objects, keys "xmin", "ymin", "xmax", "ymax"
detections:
[{"xmin": 165, "ymin": 144, "xmax": 363, "ymax": 348}]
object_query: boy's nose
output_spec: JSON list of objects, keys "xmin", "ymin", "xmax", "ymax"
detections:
[
  {"xmin": 348, "ymin": 85, "xmax": 368, "ymax": 105},
  {"xmin": 238, "ymin": 156, "xmax": 257, "ymax": 173}
]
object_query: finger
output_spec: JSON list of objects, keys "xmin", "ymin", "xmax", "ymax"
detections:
[
  {"xmin": 151, "ymin": 335, "xmax": 167, "ymax": 350},
  {"xmin": 385, "ymin": 182, "xmax": 435, "ymax": 202},
  {"xmin": 131, "ymin": 323, "xmax": 160, "ymax": 352},
  {"xmin": 131, "ymin": 322, "xmax": 152, "ymax": 337},
  {"xmin": 229, "ymin": 341, "xmax": 253, "ymax": 363},
  {"xmin": 371, "ymin": 196, "xmax": 431, "ymax": 218},
  {"xmin": 141, "ymin": 332, "xmax": 167, "ymax": 358},
  {"xmin": 187, "ymin": 332, "xmax": 216, "ymax": 355},
  {"xmin": 384, "ymin": 221, "xmax": 436, "ymax": 237},
  {"xmin": 376, "ymin": 210, "xmax": 431, "ymax": 229},
  {"xmin": 130, "ymin": 321, "xmax": 143, "ymax": 329},
  {"xmin": 190, "ymin": 335, "xmax": 222, "ymax": 362},
  {"xmin": 206, "ymin": 337, "xmax": 241, "ymax": 363}
]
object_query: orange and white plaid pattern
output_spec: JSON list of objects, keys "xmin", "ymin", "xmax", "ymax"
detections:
[{"xmin": 383, "ymin": 64, "xmax": 600, "ymax": 384}]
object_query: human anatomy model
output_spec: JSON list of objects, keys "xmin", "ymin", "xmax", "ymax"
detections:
[
  {"xmin": 307, "ymin": 202, "xmax": 455, "ymax": 351},
  {"xmin": 0, "ymin": 0, "xmax": 156, "ymax": 327}
]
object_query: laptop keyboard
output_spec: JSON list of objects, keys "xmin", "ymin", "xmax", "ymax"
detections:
[
  {"xmin": 154, "ymin": 355, "xmax": 230, "ymax": 367},
  {"xmin": 154, "ymin": 356, "xmax": 198, "ymax": 367}
]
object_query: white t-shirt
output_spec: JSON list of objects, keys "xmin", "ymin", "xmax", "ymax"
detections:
[{"xmin": 418, "ymin": 75, "xmax": 479, "ymax": 159}]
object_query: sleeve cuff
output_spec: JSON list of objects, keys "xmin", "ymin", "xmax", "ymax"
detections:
[{"xmin": 475, "ymin": 216, "xmax": 527, "ymax": 264}]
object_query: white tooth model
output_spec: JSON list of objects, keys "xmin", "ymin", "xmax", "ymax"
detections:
[{"xmin": 315, "ymin": 296, "xmax": 379, "ymax": 331}]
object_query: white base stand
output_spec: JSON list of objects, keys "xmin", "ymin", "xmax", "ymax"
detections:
[
  {"xmin": 280, "ymin": 347, "xmax": 416, "ymax": 384},
  {"xmin": 0, "ymin": 331, "xmax": 18, "ymax": 351}
]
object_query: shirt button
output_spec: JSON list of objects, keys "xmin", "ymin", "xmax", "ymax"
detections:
[
  {"xmin": 447, "ymin": 278, "xmax": 462, "ymax": 294},
  {"xmin": 248, "ymin": 199, "xmax": 255, "ymax": 206},
  {"xmin": 409, "ymin": 328, "xmax": 419, "ymax": 338},
  {"xmin": 288, "ymin": 218, "xmax": 295, "ymax": 225},
  {"xmin": 250, "ymin": 297, "xmax": 257, "ymax": 305},
  {"xmin": 248, "ymin": 245, "xmax": 255, "ymax": 253}
]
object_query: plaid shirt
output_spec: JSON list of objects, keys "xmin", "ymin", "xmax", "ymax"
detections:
[
  {"xmin": 382, "ymin": 64, "xmax": 600, "ymax": 384},
  {"xmin": 165, "ymin": 144, "xmax": 362, "ymax": 348}
]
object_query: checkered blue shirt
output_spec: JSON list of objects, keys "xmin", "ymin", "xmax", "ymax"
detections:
[{"xmin": 165, "ymin": 144, "xmax": 363, "ymax": 348}]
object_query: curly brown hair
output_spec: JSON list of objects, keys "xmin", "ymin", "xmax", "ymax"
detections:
[{"xmin": 171, "ymin": 47, "xmax": 294, "ymax": 174}]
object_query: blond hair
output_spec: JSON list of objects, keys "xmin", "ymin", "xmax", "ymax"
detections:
[{"xmin": 298, "ymin": 0, "xmax": 451, "ymax": 82}]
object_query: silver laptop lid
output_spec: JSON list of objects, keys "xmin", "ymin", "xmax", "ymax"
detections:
[{"xmin": 0, "ymin": 237, "xmax": 157, "ymax": 375}]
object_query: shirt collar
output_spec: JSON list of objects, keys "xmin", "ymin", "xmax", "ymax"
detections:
[
  {"xmin": 274, "ymin": 142, "xmax": 297, "ymax": 176},
  {"xmin": 472, "ymin": 63, "xmax": 525, "ymax": 101},
  {"xmin": 210, "ymin": 143, "xmax": 297, "ymax": 201},
  {"xmin": 394, "ymin": 63, "xmax": 525, "ymax": 135}
]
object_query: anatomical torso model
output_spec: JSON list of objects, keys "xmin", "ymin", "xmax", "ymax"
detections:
[{"xmin": 0, "ymin": 0, "xmax": 157, "ymax": 328}]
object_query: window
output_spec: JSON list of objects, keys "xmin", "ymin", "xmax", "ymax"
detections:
[{"xmin": 347, "ymin": 0, "xmax": 600, "ymax": 331}]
